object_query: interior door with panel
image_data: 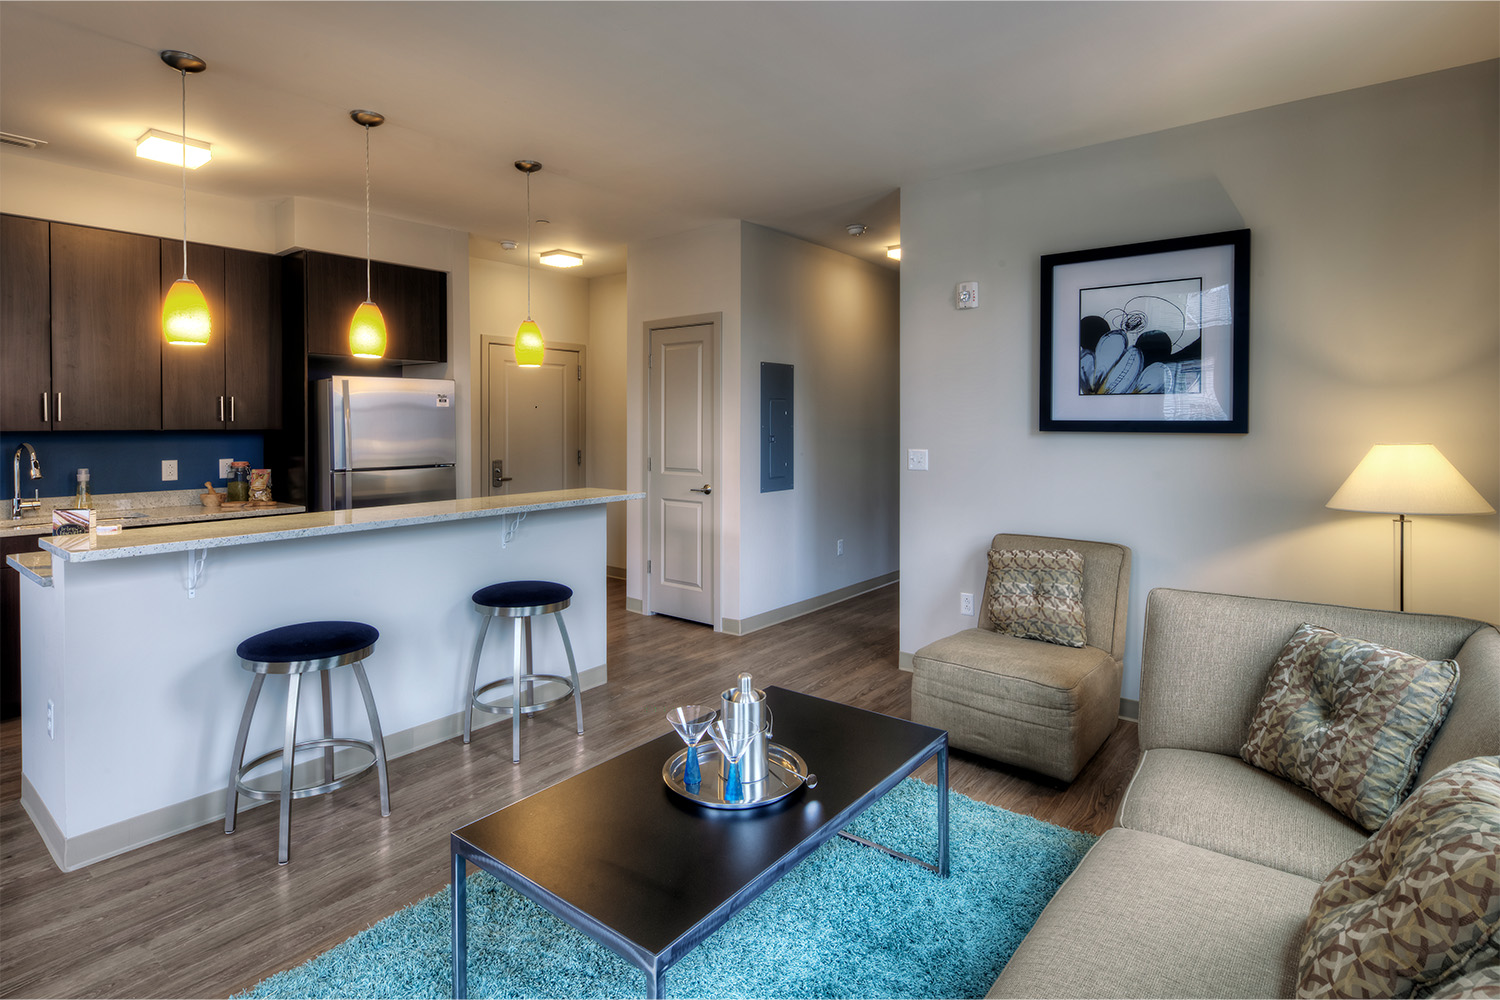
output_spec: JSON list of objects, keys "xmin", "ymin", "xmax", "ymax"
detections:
[
  {"xmin": 647, "ymin": 323, "xmax": 716, "ymax": 625},
  {"xmin": 485, "ymin": 342, "xmax": 583, "ymax": 495}
]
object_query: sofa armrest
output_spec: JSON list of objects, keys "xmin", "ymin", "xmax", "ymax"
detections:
[{"xmin": 1417, "ymin": 624, "xmax": 1500, "ymax": 784}]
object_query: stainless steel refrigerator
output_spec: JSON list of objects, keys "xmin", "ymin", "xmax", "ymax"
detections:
[{"xmin": 315, "ymin": 376, "xmax": 457, "ymax": 510}]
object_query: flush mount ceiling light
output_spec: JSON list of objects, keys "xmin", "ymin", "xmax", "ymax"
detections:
[
  {"xmin": 846, "ymin": 224, "xmax": 867, "ymax": 237},
  {"xmin": 887, "ymin": 245, "xmax": 902, "ymax": 260},
  {"xmin": 539, "ymin": 249, "xmax": 583, "ymax": 268},
  {"xmin": 158, "ymin": 49, "xmax": 212, "ymax": 347},
  {"xmin": 136, "ymin": 128, "xmax": 212, "ymax": 168},
  {"xmin": 513, "ymin": 159, "xmax": 546, "ymax": 368},
  {"xmin": 348, "ymin": 110, "xmax": 388, "ymax": 359}
]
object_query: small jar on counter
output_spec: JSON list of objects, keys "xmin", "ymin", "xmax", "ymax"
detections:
[
  {"xmin": 227, "ymin": 462, "xmax": 251, "ymax": 502},
  {"xmin": 250, "ymin": 468, "xmax": 272, "ymax": 502}
]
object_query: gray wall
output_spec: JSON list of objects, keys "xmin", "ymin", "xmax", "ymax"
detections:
[{"xmin": 899, "ymin": 62, "xmax": 1500, "ymax": 699}]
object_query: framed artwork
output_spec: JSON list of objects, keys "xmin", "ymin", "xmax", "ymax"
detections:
[{"xmin": 1040, "ymin": 229, "xmax": 1250, "ymax": 433}]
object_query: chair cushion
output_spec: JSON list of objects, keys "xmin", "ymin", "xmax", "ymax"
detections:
[
  {"xmin": 1240, "ymin": 623, "xmax": 1460, "ymax": 831},
  {"xmin": 472, "ymin": 580, "xmax": 573, "ymax": 610},
  {"xmin": 988, "ymin": 827, "xmax": 1321, "ymax": 999},
  {"xmin": 984, "ymin": 547, "xmax": 1087, "ymax": 648},
  {"xmin": 1117, "ymin": 747, "xmax": 1370, "ymax": 882},
  {"xmin": 237, "ymin": 621, "xmax": 379, "ymax": 663},
  {"xmin": 1296, "ymin": 755, "xmax": 1500, "ymax": 999}
]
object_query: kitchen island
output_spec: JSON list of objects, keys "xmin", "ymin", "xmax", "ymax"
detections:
[{"xmin": 12, "ymin": 488, "xmax": 638, "ymax": 870}]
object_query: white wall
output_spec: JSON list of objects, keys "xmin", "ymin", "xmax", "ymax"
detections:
[
  {"xmin": 625, "ymin": 220, "xmax": 743, "ymax": 616},
  {"xmin": 589, "ymin": 272, "xmax": 629, "ymax": 573},
  {"xmin": 899, "ymin": 62, "xmax": 1500, "ymax": 702},
  {"xmin": 739, "ymin": 224, "xmax": 899, "ymax": 618}
]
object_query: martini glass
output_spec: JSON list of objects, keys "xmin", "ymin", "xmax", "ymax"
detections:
[
  {"xmin": 709, "ymin": 719, "xmax": 755, "ymax": 804},
  {"xmin": 667, "ymin": 705, "xmax": 717, "ymax": 788}
]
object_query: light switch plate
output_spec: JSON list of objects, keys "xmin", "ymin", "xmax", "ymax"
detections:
[{"xmin": 957, "ymin": 281, "xmax": 978, "ymax": 309}]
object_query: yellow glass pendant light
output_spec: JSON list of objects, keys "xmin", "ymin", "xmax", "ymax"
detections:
[
  {"xmin": 514, "ymin": 159, "xmax": 545, "ymax": 368},
  {"xmin": 159, "ymin": 50, "xmax": 212, "ymax": 347},
  {"xmin": 349, "ymin": 110, "xmax": 388, "ymax": 359}
]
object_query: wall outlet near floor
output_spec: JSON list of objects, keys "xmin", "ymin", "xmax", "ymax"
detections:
[
  {"xmin": 218, "ymin": 458, "xmax": 233, "ymax": 478},
  {"xmin": 161, "ymin": 459, "xmax": 178, "ymax": 481},
  {"xmin": 47, "ymin": 699, "xmax": 54, "ymax": 739},
  {"xmin": 907, "ymin": 448, "xmax": 929, "ymax": 471},
  {"xmin": 960, "ymin": 592, "xmax": 975, "ymax": 616},
  {"xmin": 837, "ymin": 539, "xmax": 844, "ymax": 556}
]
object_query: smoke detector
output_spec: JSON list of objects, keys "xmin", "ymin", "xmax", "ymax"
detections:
[
  {"xmin": 499, "ymin": 240, "xmax": 517, "ymax": 251},
  {"xmin": 846, "ymin": 224, "xmax": 867, "ymax": 237}
]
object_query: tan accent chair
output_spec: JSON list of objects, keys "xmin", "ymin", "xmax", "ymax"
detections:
[{"xmin": 910, "ymin": 533, "xmax": 1131, "ymax": 782}]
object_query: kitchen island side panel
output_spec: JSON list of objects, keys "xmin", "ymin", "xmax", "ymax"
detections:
[{"xmin": 24, "ymin": 502, "xmax": 606, "ymax": 858}]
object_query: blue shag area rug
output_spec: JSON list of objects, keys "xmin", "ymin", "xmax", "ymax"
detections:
[{"xmin": 238, "ymin": 778, "xmax": 1095, "ymax": 999}]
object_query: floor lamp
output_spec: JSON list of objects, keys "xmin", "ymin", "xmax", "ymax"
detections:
[{"xmin": 1326, "ymin": 444, "xmax": 1494, "ymax": 611}]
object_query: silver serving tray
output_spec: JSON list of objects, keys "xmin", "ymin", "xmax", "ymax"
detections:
[{"xmin": 663, "ymin": 742, "xmax": 809, "ymax": 810}]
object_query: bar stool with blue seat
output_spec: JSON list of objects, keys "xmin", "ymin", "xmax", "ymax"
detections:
[
  {"xmin": 225, "ymin": 620, "xmax": 391, "ymax": 865},
  {"xmin": 464, "ymin": 580, "xmax": 584, "ymax": 763}
]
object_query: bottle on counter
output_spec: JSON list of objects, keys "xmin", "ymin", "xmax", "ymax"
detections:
[
  {"xmin": 73, "ymin": 468, "xmax": 93, "ymax": 508},
  {"xmin": 227, "ymin": 462, "xmax": 251, "ymax": 502}
]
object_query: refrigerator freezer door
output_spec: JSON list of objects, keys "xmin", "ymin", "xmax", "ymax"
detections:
[
  {"xmin": 326, "ymin": 377, "xmax": 457, "ymax": 471},
  {"xmin": 329, "ymin": 467, "xmax": 458, "ymax": 510}
]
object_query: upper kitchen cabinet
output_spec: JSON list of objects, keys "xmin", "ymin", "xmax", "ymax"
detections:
[
  {"xmin": 160, "ymin": 241, "xmax": 281, "ymax": 429},
  {"xmin": 0, "ymin": 215, "xmax": 51, "ymax": 431},
  {"xmin": 294, "ymin": 250, "xmax": 446, "ymax": 363},
  {"xmin": 50, "ymin": 222, "xmax": 162, "ymax": 430}
]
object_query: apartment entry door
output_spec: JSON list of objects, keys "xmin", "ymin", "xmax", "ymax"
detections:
[
  {"xmin": 647, "ymin": 321, "xmax": 716, "ymax": 625},
  {"xmin": 485, "ymin": 340, "xmax": 584, "ymax": 496}
]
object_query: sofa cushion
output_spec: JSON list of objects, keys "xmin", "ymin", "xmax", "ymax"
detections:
[
  {"xmin": 984, "ymin": 547, "xmax": 1087, "ymax": 648},
  {"xmin": 911, "ymin": 628, "xmax": 1120, "ymax": 781},
  {"xmin": 1296, "ymin": 755, "xmax": 1500, "ymax": 999},
  {"xmin": 989, "ymin": 827, "xmax": 1321, "ymax": 999},
  {"xmin": 1241, "ymin": 622, "xmax": 1459, "ymax": 831},
  {"xmin": 1118, "ymin": 747, "xmax": 1370, "ymax": 881}
]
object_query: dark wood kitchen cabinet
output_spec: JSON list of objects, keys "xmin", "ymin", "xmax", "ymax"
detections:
[
  {"xmin": 296, "ymin": 250, "xmax": 446, "ymax": 363},
  {"xmin": 50, "ymin": 222, "xmax": 162, "ymax": 430},
  {"xmin": 161, "ymin": 242, "xmax": 281, "ymax": 429},
  {"xmin": 1, "ymin": 215, "xmax": 53, "ymax": 432}
]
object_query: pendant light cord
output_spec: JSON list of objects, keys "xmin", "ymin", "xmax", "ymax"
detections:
[
  {"xmin": 364, "ymin": 124, "xmax": 372, "ymax": 301},
  {"xmin": 179, "ymin": 68, "xmax": 189, "ymax": 279},
  {"xmin": 525, "ymin": 170, "xmax": 533, "ymax": 319}
]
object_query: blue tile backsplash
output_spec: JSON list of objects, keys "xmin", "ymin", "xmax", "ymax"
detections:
[{"xmin": 0, "ymin": 431, "xmax": 265, "ymax": 497}]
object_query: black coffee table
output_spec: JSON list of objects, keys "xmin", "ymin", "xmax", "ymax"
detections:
[{"xmin": 450, "ymin": 686, "xmax": 949, "ymax": 998}]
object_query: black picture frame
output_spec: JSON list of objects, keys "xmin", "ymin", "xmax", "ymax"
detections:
[{"xmin": 1040, "ymin": 229, "xmax": 1250, "ymax": 433}]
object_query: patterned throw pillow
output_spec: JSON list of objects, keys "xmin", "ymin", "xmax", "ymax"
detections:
[
  {"xmin": 1241, "ymin": 623, "xmax": 1459, "ymax": 831},
  {"xmin": 1297, "ymin": 755, "xmax": 1500, "ymax": 999},
  {"xmin": 984, "ymin": 548, "xmax": 1087, "ymax": 648}
]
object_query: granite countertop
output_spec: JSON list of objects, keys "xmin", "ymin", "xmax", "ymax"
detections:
[
  {"xmin": 6, "ymin": 489, "xmax": 304, "ymax": 538},
  {"xmin": 39, "ymin": 488, "xmax": 640, "ymax": 563}
]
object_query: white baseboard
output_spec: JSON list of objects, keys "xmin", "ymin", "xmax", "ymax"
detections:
[{"xmin": 721, "ymin": 573, "xmax": 899, "ymax": 636}]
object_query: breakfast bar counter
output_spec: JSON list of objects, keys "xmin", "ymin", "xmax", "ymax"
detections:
[{"xmin": 13, "ymin": 488, "xmax": 639, "ymax": 871}]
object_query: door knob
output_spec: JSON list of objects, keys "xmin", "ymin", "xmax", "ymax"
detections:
[{"xmin": 689, "ymin": 484, "xmax": 713, "ymax": 495}]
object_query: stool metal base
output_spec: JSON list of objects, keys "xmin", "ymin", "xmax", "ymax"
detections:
[
  {"xmin": 472, "ymin": 674, "xmax": 577, "ymax": 717},
  {"xmin": 464, "ymin": 600, "xmax": 584, "ymax": 763},
  {"xmin": 234, "ymin": 738, "xmax": 382, "ymax": 801}
]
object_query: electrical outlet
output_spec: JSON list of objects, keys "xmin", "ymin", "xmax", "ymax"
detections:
[
  {"xmin": 960, "ymin": 592, "xmax": 975, "ymax": 616},
  {"xmin": 161, "ymin": 459, "xmax": 178, "ymax": 481},
  {"xmin": 218, "ymin": 458, "xmax": 233, "ymax": 478},
  {"xmin": 47, "ymin": 699, "xmax": 54, "ymax": 739},
  {"xmin": 837, "ymin": 539, "xmax": 844, "ymax": 556},
  {"xmin": 907, "ymin": 448, "xmax": 929, "ymax": 471}
]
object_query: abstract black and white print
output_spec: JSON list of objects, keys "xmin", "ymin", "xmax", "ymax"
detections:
[{"xmin": 1077, "ymin": 278, "xmax": 1202, "ymax": 396}]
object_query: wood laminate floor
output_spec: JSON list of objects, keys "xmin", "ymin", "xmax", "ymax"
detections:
[{"xmin": 0, "ymin": 580, "xmax": 1138, "ymax": 999}]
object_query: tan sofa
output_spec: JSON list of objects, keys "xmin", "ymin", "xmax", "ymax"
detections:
[{"xmin": 990, "ymin": 588, "xmax": 1500, "ymax": 999}]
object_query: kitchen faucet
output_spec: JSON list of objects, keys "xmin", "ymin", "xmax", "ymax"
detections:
[{"xmin": 12, "ymin": 443, "xmax": 41, "ymax": 519}]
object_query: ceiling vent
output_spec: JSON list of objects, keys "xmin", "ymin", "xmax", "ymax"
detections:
[{"xmin": 0, "ymin": 131, "xmax": 48, "ymax": 150}]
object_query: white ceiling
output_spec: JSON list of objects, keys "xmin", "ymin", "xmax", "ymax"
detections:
[{"xmin": 2, "ymin": 1, "xmax": 1496, "ymax": 277}]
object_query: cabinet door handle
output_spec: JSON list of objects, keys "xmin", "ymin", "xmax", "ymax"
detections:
[
  {"xmin": 56, "ymin": 393, "xmax": 62, "ymax": 422},
  {"xmin": 219, "ymin": 396, "xmax": 225, "ymax": 422},
  {"xmin": 230, "ymin": 396, "xmax": 236, "ymax": 422},
  {"xmin": 41, "ymin": 391, "xmax": 48, "ymax": 423}
]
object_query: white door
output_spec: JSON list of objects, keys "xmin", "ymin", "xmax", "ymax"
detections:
[
  {"xmin": 486, "ymin": 343, "xmax": 583, "ymax": 495},
  {"xmin": 647, "ymin": 323, "xmax": 716, "ymax": 624}
]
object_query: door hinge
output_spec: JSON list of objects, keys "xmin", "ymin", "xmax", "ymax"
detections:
[
  {"xmin": 577, "ymin": 364, "xmax": 582, "ymax": 381},
  {"xmin": 647, "ymin": 456, "xmax": 653, "ymax": 472},
  {"xmin": 647, "ymin": 559, "xmax": 652, "ymax": 574},
  {"xmin": 577, "ymin": 449, "xmax": 582, "ymax": 466}
]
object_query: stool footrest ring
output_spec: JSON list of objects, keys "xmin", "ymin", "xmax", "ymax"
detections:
[
  {"xmin": 235, "ymin": 738, "xmax": 380, "ymax": 802},
  {"xmin": 473, "ymin": 674, "xmax": 576, "ymax": 717}
]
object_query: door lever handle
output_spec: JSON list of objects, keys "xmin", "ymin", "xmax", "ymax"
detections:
[{"xmin": 689, "ymin": 484, "xmax": 713, "ymax": 495}]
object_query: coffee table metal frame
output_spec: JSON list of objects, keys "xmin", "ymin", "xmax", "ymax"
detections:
[{"xmin": 450, "ymin": 687, "xmax": 948, "ymax": 999}]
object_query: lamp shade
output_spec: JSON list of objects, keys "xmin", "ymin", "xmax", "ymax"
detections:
[
  {"xmin": 161, "ymin": 277, "xmax": 212, "ymax": 346},
  {"xmin": 349, "ymin": 300, "xmax": 388, "ymax": 359},
  {"xmin": 515, "ymin": 320, "xmax": 545, "ymax": 367},
  {"xmin": 1327, "ymin": 444, "xmax": 1494, "ymax": 515}
]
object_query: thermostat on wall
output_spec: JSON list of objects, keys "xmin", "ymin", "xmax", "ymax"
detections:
[{"xmin": 957, "ymin": 282, "xmax": 978, "ymax": 309}]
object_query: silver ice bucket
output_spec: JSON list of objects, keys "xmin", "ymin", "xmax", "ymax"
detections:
[{"xmin": 720, "ymin": 673, "xmax": 773, "ymax": 785}]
